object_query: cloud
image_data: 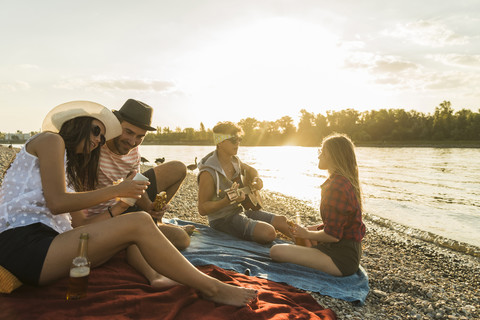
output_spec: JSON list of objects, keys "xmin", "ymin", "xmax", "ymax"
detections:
[
  {"xmin": 0, "ymin": 80, "xmax": 30, "ymax": 91},
  {"xmin": 428, "ymin": 54, "xmax": 480, "ymax": 68},
  {"xmin": 344, "ymin": 53, "xmax": 418, "ymax": 74},
  {"xmin": 54, "ymin": 77, "xmax": 177, "ymax": 93},
  {"xmin": 18, "ymin": 64, "xmax": 40, "ymax": 70},
  {"xmin": 384, "ymin": 19, "xmax": 469, "ymax": 47},
  {"xmin": 343, "ymin": 51, "xmax": 480, "ymax": 92}
]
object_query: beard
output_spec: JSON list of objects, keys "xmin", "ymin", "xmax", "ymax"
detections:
[{"xmin": 113, "ymin": 137, "xmax": 134, "ymax": 155}]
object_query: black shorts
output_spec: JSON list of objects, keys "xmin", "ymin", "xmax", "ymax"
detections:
[
  {"xmin": 315, "ymin": 238, "xmax": 362, "ymax": 276},
  {"xmin": 0, "ymin": 223, "xmax": 58, "ymax": 285},
  {"xmin": 124, "ymin": 168, "xmax": 157, "ymax": 213}
]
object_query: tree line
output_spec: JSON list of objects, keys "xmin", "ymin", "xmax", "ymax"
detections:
[
  {"xmin": 2, "ymin": 101, "xmax": 479, "ymax": 146},
  {"xmin": 143, "ymin": 101, "xmax": 480, "ymax": 146}
]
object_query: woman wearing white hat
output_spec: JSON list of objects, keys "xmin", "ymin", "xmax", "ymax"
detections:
[{"xmin": 0, "ymin": 101, "xmax": 256, "ymax": 306}]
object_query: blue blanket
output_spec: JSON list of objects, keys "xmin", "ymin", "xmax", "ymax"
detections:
[{"xmin": 166, "ymin": 218, "xmax": 369, "ymax": 305}]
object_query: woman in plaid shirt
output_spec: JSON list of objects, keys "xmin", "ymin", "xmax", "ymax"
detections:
[{"xmin": 270, "ymin": 133, "xmax": 365, "ymax": 276}]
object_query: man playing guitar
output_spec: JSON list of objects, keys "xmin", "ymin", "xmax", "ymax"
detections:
[{"xmin": 197, "ymin": 121, "xmax": 291, "ymax": 244}]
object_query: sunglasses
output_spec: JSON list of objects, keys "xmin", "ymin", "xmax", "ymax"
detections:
[
  {"xmin": 91, "ymin": 125, "xmax": 106, "ymax": 146},
  {"xmin": 227, "ymin": 136, "xmax": 242, "ymax": 144}
]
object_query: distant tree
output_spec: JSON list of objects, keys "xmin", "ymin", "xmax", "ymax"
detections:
[
  {"xmin": 140, "ymin": 101, "xmax": 480, "ymax": 145},
  {"xmin": 297, "ymin": 109, "xmax": 317, "ymax": 146},
  {"xmin": 326, "ymin": 108, "xmax": 359, "ymax": 137},
  {"xmin": 433, "ymin": 101, "xmax": 454, "ymax": 140},
  {"xmin": 238, "ymin": 117, "xmax": 259, "ymax": 145},
  {"xmin": 183, "ymin": 127, "xmax": 195, "ymax": 141},
  {"xmin": 314, "ymin": 113, "xmax": 329, "ymax": 140},
  {"xmin": 275, "ymin": 116, "xmax": 296, "ymax": 144}
]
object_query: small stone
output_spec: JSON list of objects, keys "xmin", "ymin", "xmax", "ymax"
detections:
[{"xmin": 372, "ymin": 289, "xmax": 387, "ymax": 298}]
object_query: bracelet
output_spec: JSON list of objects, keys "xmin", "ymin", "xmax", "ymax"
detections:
[{"xmin": 107, "ymin": 206, "xmax": 114, "ymax": 218}]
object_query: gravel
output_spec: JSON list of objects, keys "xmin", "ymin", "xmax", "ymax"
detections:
[{"xmin": 2, "ymin": 145, "xmax": 479, "ymax": 320}]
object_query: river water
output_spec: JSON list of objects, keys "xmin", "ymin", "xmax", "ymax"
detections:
[{"xmin": 139, "ymin": 145, "xmax": 480, "ymax": 249}]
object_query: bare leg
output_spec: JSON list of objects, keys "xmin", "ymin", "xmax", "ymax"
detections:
[
  {"xmin": 153, "ymin": 161, "xmax": 187, "ymax": 202},
  {"xmin": 126, "ymin": 245, "xmax": 180, "ymax": 288},
  {"xmin": 251, "ymin": 221, "xmax": 277, "ymax": 244},
  {"xmin": 158, "ymin": 224, "xmax": 190, "ymax": 250},
  {"xmin": 271, "ymin": 215, "xmax": 292, "ymax": 237},
  {"xmin": 127, "ymin": 224, "xmax": 193, "ymax": 287},
  {"xmin": 40, "ymin": 212, "xmax": 257, "ymax": 306},
  {"xmin": 270, "ymin": 243, "xmax": 342, "ymax": 276}
]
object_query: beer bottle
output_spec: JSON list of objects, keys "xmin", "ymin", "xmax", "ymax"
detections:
[
  {"xmin": 294, "ymin": 213, "xmax": 307, "ymax": 246},
  {"xmin": 66, "ymin": 233, "xmax": 90, "ymax": 300}
]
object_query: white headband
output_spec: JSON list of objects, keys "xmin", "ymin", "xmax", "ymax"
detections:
[{"xmin": 213, "ymin": 133, "xmax": 235, "ymax": 145}]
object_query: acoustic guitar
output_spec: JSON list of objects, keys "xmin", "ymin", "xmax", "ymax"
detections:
[{"xmin": 225, "ymin": 170, "xmax": 263, "ymax": 211}]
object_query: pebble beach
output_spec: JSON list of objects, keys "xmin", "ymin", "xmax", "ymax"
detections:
[{"xmin": 1, "ymin": 145, "xmax": 479, "ymax": 320}]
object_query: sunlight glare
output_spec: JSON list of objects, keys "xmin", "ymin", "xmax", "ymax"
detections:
[{"xmin": 174, "ymin": 17, "xmax": 360, "ymax": 123}]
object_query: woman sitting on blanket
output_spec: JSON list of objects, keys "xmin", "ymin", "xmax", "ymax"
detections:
[
  {"xmin": 0, "ymin": 101, "xmax": 256, "ymax": 306},
  {"xmin": 270, "ymin": 133, "xmax": 366, "ymax": 277},
  {"xmin": 197, "ymin": 121, "xmax": 291, "ymax": 244}
]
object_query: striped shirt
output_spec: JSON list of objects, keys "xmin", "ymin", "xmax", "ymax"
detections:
[{"xmin": 86, "ymin": 144, "xmax": 140, "ymax": 216}]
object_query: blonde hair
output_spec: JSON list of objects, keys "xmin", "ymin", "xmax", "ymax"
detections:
[{"xmin": 321, "ymin": 133, "xmax": 362, "ymax": 210}]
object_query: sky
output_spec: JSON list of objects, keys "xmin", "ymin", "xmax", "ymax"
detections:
[{"xmin": 1, "ymin": 0, "xmax": 479, "ymax": 133}]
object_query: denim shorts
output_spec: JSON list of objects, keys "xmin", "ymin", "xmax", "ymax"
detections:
[
  {"xmin": 209, "ymin": 210, "xmax": 275, "ymax": 241},
  {"xmin": 0, "ymin": 223, "xmax": 58, "ymax": 285}
]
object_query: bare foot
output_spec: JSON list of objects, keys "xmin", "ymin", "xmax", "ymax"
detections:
[
  {"xmin": 201, "ymin": 281, "xmax": 257, "ymax": 307},
  {"xmin": 150, "ymin": 274, "xmax": 181, "ymax": 289}
]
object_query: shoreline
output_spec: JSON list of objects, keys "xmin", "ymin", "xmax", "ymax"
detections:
[
  {"xmin": 167, "ymin": 171, "xmax": 480, "ymax": 320},
  {"xmin": 1, "ymin": 146, "xmax": 479, "ymax": 319},
  {"xmin": 4, "ymin": 141, "xmax": 480, "ymax": 148}
]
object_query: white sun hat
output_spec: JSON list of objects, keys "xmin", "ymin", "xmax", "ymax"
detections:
[{"xmin": 41, "ymin": 101, "xmax": 122, "ymax": 141}]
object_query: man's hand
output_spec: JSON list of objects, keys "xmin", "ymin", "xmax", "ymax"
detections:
[
  {"xmin": 226, "ymin": 182, "xmax": 246, "ymax": 203},
  {"xmin": 251, "ymin": 177, "xmax": 263, "ymax": 190},
  {"xmin": 147, "ymin": 203, "xmax": 170, "ymax": 221}
]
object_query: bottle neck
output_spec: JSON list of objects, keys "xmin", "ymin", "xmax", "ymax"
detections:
[{"xmin": 77, "ymin": 238, "xmax": 88, "ymax": 258}]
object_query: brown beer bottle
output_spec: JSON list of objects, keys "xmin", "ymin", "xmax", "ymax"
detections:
[
  {"xmin": 294, "ymin": 213, "xmax": 307, "ymax": 246},
  {"xmin": 66, "ymin": 233, "xmax": 90, "ymax": 300}
]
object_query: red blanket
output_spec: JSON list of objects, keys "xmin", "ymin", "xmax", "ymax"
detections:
[{"xmin": 0, "ymin": 253, "xmax": 336, "ymax": 319}]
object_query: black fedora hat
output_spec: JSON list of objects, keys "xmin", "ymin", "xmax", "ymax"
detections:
[{"xmin": 113, "ymin": 99, "xmax": 156, "ymax": 131}]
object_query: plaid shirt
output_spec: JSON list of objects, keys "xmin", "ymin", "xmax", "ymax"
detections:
[{"xmin": 318, "ymin": 174, "xmax": 365, "ymax": 242}]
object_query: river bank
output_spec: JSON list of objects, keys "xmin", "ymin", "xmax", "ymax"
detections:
[
  {"xmin": 1, "ymin": 145, "xmax": 479, "ymax": 319},
  {"xmin": 166, "ymin": 170, "xmax": 480, "ymax": 320}
]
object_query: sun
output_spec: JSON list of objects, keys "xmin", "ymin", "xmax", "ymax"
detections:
[{"xmin": 172, "ymin": 16, "xmax": 359, "ymax": 124}]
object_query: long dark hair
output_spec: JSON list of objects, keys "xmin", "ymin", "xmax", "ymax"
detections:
[{"xmin": 59, "ymin": 117, "xmax": 100, "ymax": 191}]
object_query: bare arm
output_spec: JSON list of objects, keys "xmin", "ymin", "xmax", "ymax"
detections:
[
  {"xmin": 29, "ymin": 133, "xmax": 148, "ymax": 215},
  {"xmin": 197, "ymin": 171, "xmax": 244, "ymax": 216},
  {"xmin": 292, "ymin": 225, "xmax": 340, "ymax": 243},
  {"xmin": 70, "ymin": 200, "xmax": 131, "ymax": 227}
]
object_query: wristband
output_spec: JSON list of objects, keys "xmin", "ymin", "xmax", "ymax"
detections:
[{"xmin": 107, "ymin": 206, "xmax": 114, "ymax": 218}]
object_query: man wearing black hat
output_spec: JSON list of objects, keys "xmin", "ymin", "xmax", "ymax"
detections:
[
  {"xmin": 87, "ymin": 98, "xmax": 189, "ymax": 229},
  {"xmin": 83, "ymin": 99, "xmax": 192, "ymax": 286}
]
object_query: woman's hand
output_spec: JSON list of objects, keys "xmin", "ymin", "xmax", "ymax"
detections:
[
  {"xmin": 115, "ymin": 178, "xmax": 149, "ymax": 199},
  {"xmin": 290, "ymin": 224, "xmax": 310, "ymax": 239}
]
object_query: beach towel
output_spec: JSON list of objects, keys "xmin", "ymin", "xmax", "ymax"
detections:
[
  {"xmin": 0, "ymin": 252, "xmax": 336, "ymax": 320},
  {"xmin": 167, "ymin": 218, "xmax": 369, "ymax": 305}
]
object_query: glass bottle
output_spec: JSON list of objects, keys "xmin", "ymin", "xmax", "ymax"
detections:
[
  {"xmin": 294, "ymin": 212, "xmax": 307, "ymax": 246},
  {"xmin": 66, "ymin": 233, "xmax": 90, "ymax": 300}
]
